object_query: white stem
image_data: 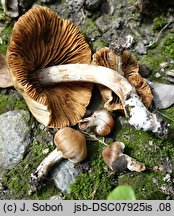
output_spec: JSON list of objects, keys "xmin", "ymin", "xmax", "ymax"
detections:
[
  {"xmin": 125, "ymin": 93, "xmax": 168, "ymax": 137},
  {"xmin": 28, "ymin": 148, "xmax": 63, "ymax": 195},
  {"xmin": 124, "ymin": 154, "xmax": 146, "ymax": 172},
  {"xmin": 37, "ymin": 64, "xmax": 134, "ymax": 110},
  {"xmin": 33, "ymin": 148, "xmax": 63, "ymax": 178}
]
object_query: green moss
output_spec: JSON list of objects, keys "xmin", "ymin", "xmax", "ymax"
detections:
[
  {"xmin": 66, "ymin": 142, "xmax": 115, "ymax": 200},
  {"xmin": 114, "ymin": 112, "xmax": 174, "ymax": 200},
  {"xmin": 1, "ymin": 137, "xmax": 58, "ymax": 200},
  {"xmin": 153, "ymin": 16, "xmax": 168, "ymax": 31},
  {"xmin": 163, "ymin": 34, "xmax": 174, "ymax": 59},
  {"xmin": 92, "ymin": 39, "xmax": 107, "ymax": 52},
  {"xmin": 137, "ymin": 32, "xmax": 174, "ymax": 82},
  {"xmin": 0, "ymin": 91, "xmax": 28, "ymax": 114},
  {"xmin": 0, "ymin": 19, "xmax": 14, "ymax": 54},
  {"xmin": 118, "ymin": 172, "xmax": 168, "ymax": 200},
  {"xmin": 82, "ymin": 19, "xmax": 101, "ymax": 40}
]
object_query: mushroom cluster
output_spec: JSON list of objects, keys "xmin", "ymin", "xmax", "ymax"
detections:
[{"xmin": 0, "ymin": 5, "xmax": 169, "ymax": 194}]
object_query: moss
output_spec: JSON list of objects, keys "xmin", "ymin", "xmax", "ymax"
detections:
[
  {"xmin": 81, "ymin": 18, "xmax": 101, "ymax": 40},
  {"xmin": 153, "ymin": 16, "xmax": 168, "ymax": 31},
  {"xmin": 0, "ymin": 17, "xmax": 14, "ymax": 54},
  {"xmin": 163, "ymin": 34, "xmax": 174, "ymax": 59},
  {"xmin": 1, "ymin": 137, "xmax": 58, "ymax": 200},
  {"xmin": 0, "ymin": 91, "xmax": 28, "ymax": 114},
  {"xmin": 92, "ymin": 39, "xmax": 107, "ymax": 52},
  {"xmin": 118, "ymin": 172, "xmax": 168, "ymax": 200},
  {"xmin": 114, "ymin": 112, "xmax": 174, "ymax": 200},
  {"xmin": 137, "ymin": 32, "xmax": 174, "ymax": 82},
  {"xmin": 66, "ymin": 142, "xmax": 115, "ymax": 200}
]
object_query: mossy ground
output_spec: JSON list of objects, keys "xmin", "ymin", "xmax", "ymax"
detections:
[
  {"xmin": 0, "ymin": 4, "xmax": 174, "ymax": 200},
  {"xmin": 1, "ymin": 129, "xmax": 58, "ymax": 200},
  {"xmin": 0, "ymin": 90, "xmax": 28, "ymax": 114}
]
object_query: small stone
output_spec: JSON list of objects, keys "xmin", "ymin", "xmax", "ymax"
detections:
[
  {"xmin": 85, "ymin": 0, "xmax": 101, "ymax": 11},
  {"xmin": 51, "ymin": 160, "xmax": 80, "ymax": 194},
  {"xmin": 49, "ymin": 194, "xmax": 63, "ymax": 200},
  {"xmin": 158, "ymin": 165, "xmax": 164, "ymax": 172},
  {"xmin": 152, "ymin": 178, "xmax": 158, "ymax": 185},
  {"xmin": 139, "ymin": 64, "xmax": 152, "ymax": 78},
  {"xmin": 155, "ymin": 72, "xmax": 161, "ymax": 78},
  {"xmin": 39, "ymin": 124, "xmax": 45, "ymax": 130},
  {"xmin": 148, "ymin": 140, "xmax": 153, "ymax": 146},
  {"xmin": 160, "ymin": 62, "xmax": 169, "ymax": 69},
  {"xmin": 135, "ymin": 41, "xmax": 147, "ymax": 55},
  {"xmin": 0, "ymin": 110, "xmax": 31, "ymax": 173},
  {"xmin": 153, "ymin": 165, "xmax": 159, "ymax": 171},
  {"xmin": 148, "ymin": 81, "xmax": 174, "ymax": 109},
  {"xmin": 163, "ymin": 174, "xmax": 171, "ymax": 182},
  {"xmin": 42, "ymin": 148, "xmax": 50, "ymax": 155}
]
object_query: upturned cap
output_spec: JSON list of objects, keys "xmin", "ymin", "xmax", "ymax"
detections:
[{"xmin": 7, "ymin": 6, "xmax": 93, "ymax": 128}]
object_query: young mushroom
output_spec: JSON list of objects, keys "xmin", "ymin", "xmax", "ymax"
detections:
[
  {"xmin": 78, "ymin": 109, "xmax": 115, "ymax": 136},
  {"xmin": 28, "ymin": 127, "xmax": 87, "ymax": 195},
  {"xmin": 102, "ymin": 141, "xmax": 146, "ymax": 173}
]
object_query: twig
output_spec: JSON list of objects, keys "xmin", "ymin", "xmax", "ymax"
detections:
[
  {"xmin": 81, "ymin": 131, "xmax": 109, "ymax": 146},
  {"xmin": 145, "ymin": 19, "xmax": 174, "ymax": 48}
]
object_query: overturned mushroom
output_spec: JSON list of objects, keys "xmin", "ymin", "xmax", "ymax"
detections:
[
  {"xmin": 6, "ymin": 6, "xmax": 168, "ymax": 137},
  {"xmin": 7, "ymin": 5, "xmax": 93, "ymax": 128},
  {"xmin": 92, "ymin": 47, "xmax": 153, "ymax": 110},
  {"xmin": 28, "ymin": 127, "xmax": 87, "ymax": 195},
  {"xmin": 102, "ymin": 141, "xmax": 146, "ymax": 172},
  {"xmin": 37, "ymin": 63, "xmax": 168, "ymax": 138},
  {"xmin": 78, "ymin": 109, "xmax": 115, "ymax": 136}
]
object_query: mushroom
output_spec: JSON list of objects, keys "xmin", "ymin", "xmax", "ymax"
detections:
[
  {"xmin": 6, "ymin": 6, "xmax": 168, "ymax": 137},
  {"xmin": 92, "ymin": 47, "xmax": 153, "ymax": 110},
  {"xmin": 78, "ymin": 109, "xmax": 115, "ymax": 136},
  {"xmin": 7, "ymin": 5, "xmax": 93, "ymax": 128},
  {"xmin": 0, "ymin": 54, "xmax": 13, "ymax": 88},
  {"xmin": 102, "ymin": 141, "xmax": 146, "ymax": 172},
  {"xmin": 28, "ymin": 127, "xmax": 87, "ymax": 195},
  {"xmin": 37, "ymin": 63, "xmax": 168, "ymax": 137}
]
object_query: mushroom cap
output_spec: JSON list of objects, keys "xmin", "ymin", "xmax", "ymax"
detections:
[
  {"xmin": 7, "ymin": 6, "xmax": 93, "ymax": 128},
  {"xmin": 102, "ymin": 141, "xmax": 125, "ymax": 169},
  {"xmin": 92, "ymin": 47, "xmax": 153, "ymax": 110},
  {"xmin": 54, "ymin": 127, "xmax": 87, "ymax": 163}
]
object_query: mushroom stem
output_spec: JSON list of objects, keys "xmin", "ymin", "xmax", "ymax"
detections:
[
  {"xmin": 123, "ymin": 154, "xmax": 146, "ymax": 172},
  {"xmin": 125, "ymin": 93, "xmax": 169, "ymax": 138},
  {"xmin": 37, "ymin": 64, "xmax": 169, "ymax": 137},
  {"xmin": 28, "ymin": 148, "xmax": 62, "ymax": 195},
  {"xmin": 37, "ymin": 63, "xmax": 134, "ymax": 115}
]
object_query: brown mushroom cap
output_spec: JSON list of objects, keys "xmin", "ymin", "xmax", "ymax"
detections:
[
  {"xmin": 54, "ymin": 127, "xmax": 87, "ymax": 163},
  {"xmin": 7, "ymin": 6, "xmax": 93, "ymax": 128},
  {"xmin": 92, "ymin": 47, "xmax": 153, "ymax": 110}
]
